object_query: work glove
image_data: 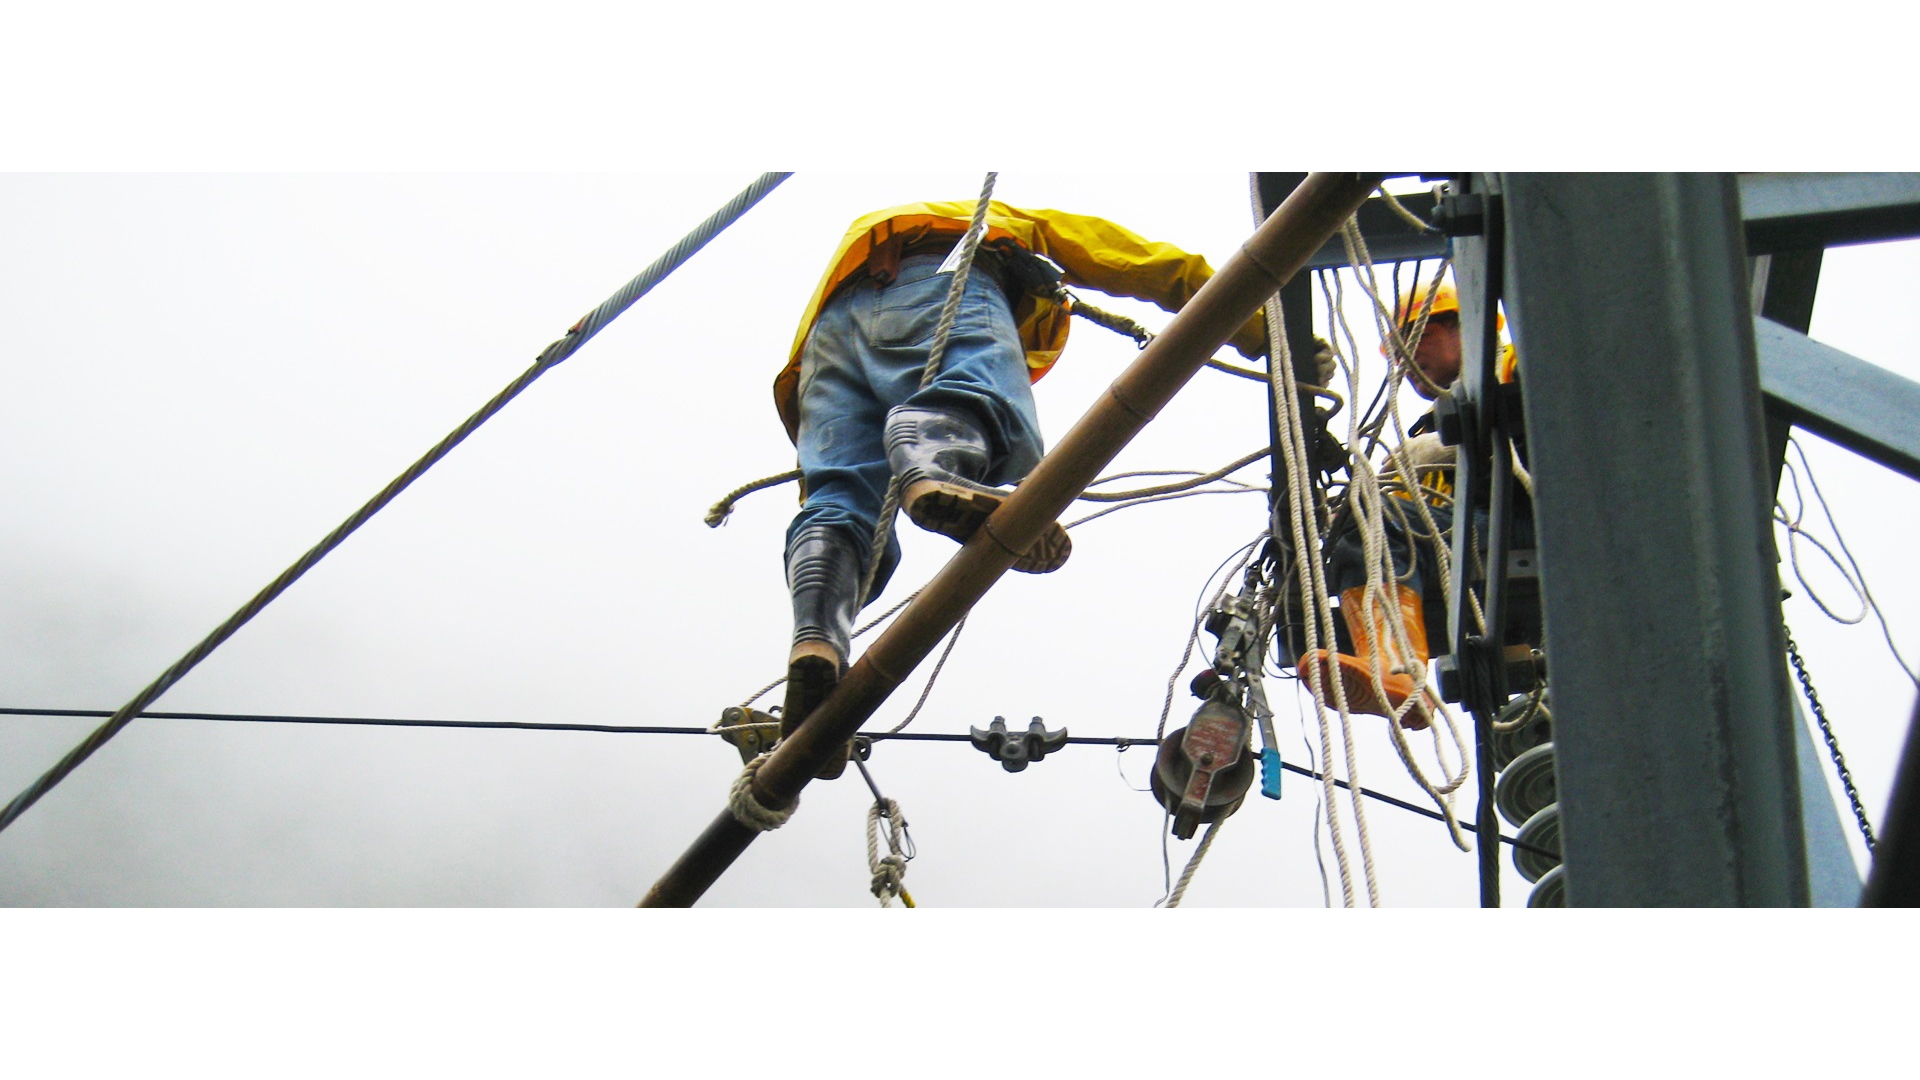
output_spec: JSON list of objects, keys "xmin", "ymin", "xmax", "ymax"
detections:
[{"xmin": 1229, "ymin": 311, "xmax": 1270, "ymax": 363}]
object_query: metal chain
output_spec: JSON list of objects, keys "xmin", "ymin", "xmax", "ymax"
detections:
[{"xmin": 1784, "ymin": 621, "xmax": 1877, "ymax": 852}]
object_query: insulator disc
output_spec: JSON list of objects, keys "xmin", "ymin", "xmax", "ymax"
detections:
[
  {"xmin": 1494, "ymin": 741, "xmax": 1557, "ymax": 828},
  {"xmin": 1528, "ymin": 863, "xmax": 1567, "ymax": 907},
  {"xmin": 1513, "ymin": 803, "xmax": 1562, "ymax": 883},
  {"xmin": 1490, "ymin": 695, "xmax": 1552, "ymax": 772}
]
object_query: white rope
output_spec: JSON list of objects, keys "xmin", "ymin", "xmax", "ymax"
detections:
[
  {"xmin": 1162, "ymin": 819, "xmax": 1223, "ymax": 908},
  {"xmin": 1251, "ymin": 173, "xmax": 1367, "ymax": 905},
  {"xmin": 866, "ymin": 797, "xmax": 911, "ymax": 907},
  {"xmin": 1376, "ymin": 185, "xmax": 1439, "ymax": 234},
  {"xmin": 1510, "ymin": 438, "xmax": 1535, "ymax": 498},
  {"xmin": 727, "ymin": 753, "xmax": 798, "ymax": 831},
  {"xmin": 1302, "ymin": 268, "xmax": 1383, "ymax": 905},
  {"xmin": 885, "ymin": 616, "xmax": 966, "ymax": 734},
  {"xmin": 1780, "ymin": 437, "xmax": 1919, "ymax": 687},
  {"xmin": 1155, "ymin": 538, "xmax": 1262, "ymax": 742},
  {"xmin": 1325, "ymin": 230, "xmax": 1473, "ymax": 850},
  {"xmin": 1065, "ymin": 486, "xmax": 1266, "ymax": 530},
  {"xmin": 1776, "ymin": 449, "xmax": 1868, "ymax": 624}
]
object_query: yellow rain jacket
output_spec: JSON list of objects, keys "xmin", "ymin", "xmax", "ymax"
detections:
[{"xmin": 773, "ymin": 201, "xmax": 1269, "ymax": 444}]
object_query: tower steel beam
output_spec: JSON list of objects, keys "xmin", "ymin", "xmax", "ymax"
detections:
[
  {"xmin": 1749, "ymin": 247, "xmax": 1824, "ymax": 489},
  {"xmin": 1755, "ymin": 316, "xmax": 1920, "ymax": 485},
  {"xmin": 1500, "ymin": 173, "xmax": 1810, "ymax": 906},
  {"xmin": 1738, "ymin": 173, "xmax": 1920, "ymax": 254}
]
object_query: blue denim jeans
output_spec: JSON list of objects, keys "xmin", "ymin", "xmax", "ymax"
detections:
[
  {"xmin": 786, "ymin": 253, "xmax": 1045, "ymax": 602},
  {"xmin": 1328, "ymin": 499, "xmax": 1457, "ymax": 599},
  {"xmin": 1327, "ymin": 499, "xmax": 1530, "ymax": 599}
]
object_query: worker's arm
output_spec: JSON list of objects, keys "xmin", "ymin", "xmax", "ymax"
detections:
[{"xmin": 1013, "ymin": 207, "xmax": 1270, "ymax": 362}]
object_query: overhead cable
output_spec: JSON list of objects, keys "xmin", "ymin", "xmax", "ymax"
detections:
[
  {"xmin": 0, "ymin": 172, "xmax": 793, "ymax": 836},
  {"xmin": 1, "ymin": 705, "xmax": 1553, "ymax": 857}
]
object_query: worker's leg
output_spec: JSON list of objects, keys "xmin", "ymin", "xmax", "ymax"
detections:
[
  {"xmin": 788, "ymin": 281, "xmax": 902, "ymax": 602},
  {"xmin": 782, "ymin": 283, "xmax": 897, "ymax": 779},
  {"xmin": 859, "ymin": 257, "xmax": 1043, "ymax": 485},
  {"xmin": 1307, "ymin": 499, "xmax": 1453, "ymax": 728},
  {"xmin": 857, "ymin": 255, "xmax": 1064, "ymax": 571}
]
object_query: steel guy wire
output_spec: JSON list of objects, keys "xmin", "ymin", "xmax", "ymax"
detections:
[
  {"xmin": 0, "ymin": 706, "xmax": 1555, "ymax": 857},
  {"xmin": 0, "ymin": 172, "xmax": 792, "ymax": 836}
]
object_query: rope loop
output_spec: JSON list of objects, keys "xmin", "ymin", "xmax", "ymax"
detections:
[
  {"xmin": 866, "ymin": 796, "xmax": 912, "ymax": 907},
  {"xmin": 728, "ymin": 753, "xmax": 798, "ymax": 832}
]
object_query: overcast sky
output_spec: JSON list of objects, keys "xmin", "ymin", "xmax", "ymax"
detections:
[{"xmin": 3, "ymin": 171, "xmax": 1914, "ymax": 912}]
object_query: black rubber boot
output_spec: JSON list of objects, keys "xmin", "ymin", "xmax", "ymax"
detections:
[
  {"xmin": 883, "ymin": 406, "xmax": 1070, "ymax": 574},
  {"xmin": 782, "ymin": 524, "xmax": 860, "ymax": 779}
]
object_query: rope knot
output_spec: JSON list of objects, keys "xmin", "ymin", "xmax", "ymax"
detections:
[
  {"xmin": 870, "ymin": 854, "xmax": 907, "ymax": 900},
  {"xmin": 727, "ymin": 753, "xmax": 797, "ymax": 832},
  {"xmin": 865, "ymin": 796, "xmax": 911, "ymax": 907}
]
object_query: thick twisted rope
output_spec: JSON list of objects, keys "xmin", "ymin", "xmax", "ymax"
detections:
[
  {"xmin": 857, "ymin": 171, "xmax": 998, "ymax": 609},
  {"xmin": 866, "ymin": 797, "xmax": 912, "ymax": 906},
  {"xmin": 1250, "ymin": 177, "xmax": 1368, "ymax": 905},
  {"xmin": 1065, "ymin": 294, "xmax": 1154, "ymax": 345},
  {"xmin": 705, "ymin": 469, "xmax": 802, "ymax": 527},
  {"xmin": 1327, "ymin": 226, "xmax": 1473, "ymax": 846},
  {"xmin": 0, "ymin": 172, "xmax": 792, "ymax": 837},
  {"xmin": 729, "ymin": 753, "xmax": 798, "ymax": 831},
  {"xmin": 1077, "ymin": 446, "xmax": 1271, "ymax": 503},
  {"xmin": 1162, "ymin": 819, "xmax": 1223, "ymax": 908},
  {"xmin": 1376, "ymin": 185, "xmax": 1441, "ymax": 234}
]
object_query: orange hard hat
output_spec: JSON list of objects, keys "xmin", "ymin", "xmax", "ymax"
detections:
[
  {"xmin": 1395, "ymin": 279, "xmax": 1458, "ymax": 327},
  {"xmin": 1395, "ymin": 277, "xmax": 1503, "ymax": 333}
]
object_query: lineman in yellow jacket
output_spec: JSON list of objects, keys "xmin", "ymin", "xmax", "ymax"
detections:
[
  {"xmin": 1298, "ymin": 276, "xmax": 1519, "ymax": 729},
  {"xmin": 775, "ymin": 200, "xmax": 1267, "ymax": 775}
]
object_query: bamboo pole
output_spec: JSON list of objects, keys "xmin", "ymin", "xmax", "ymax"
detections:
[{"xmin": 639, "ymin": 172, "xmax": 1381, "ymax": 907}]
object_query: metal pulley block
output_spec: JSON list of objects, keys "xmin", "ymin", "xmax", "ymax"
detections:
[
  {"xmin": 1494, "ymin": 741, "xmax": 1558, "ymax": 828},
  {"xmin": 969, "ymin": 716, "xmax": 1068, "ymax": 773},
  {"xmin": 715, "ymin": 705, "xmax": 781, "ymax": 764},
  {"xmin": 1150, "ymin": 699, "xmax": 1256, "ymax": 840}
]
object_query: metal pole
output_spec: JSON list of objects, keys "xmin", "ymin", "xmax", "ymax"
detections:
[
  {"xmin": 639, "ymin": 173, "xmax": 1382, "ymax": 907},
  {"xmin": 1445, "ymin": 173, "xmax": 1510, "ymax": 908},
  {"xmin": 1863, "ymin": 695, "xmax": 1920, "ymax": 906},
  {"xmin": 1502, "ymin": 173, "xmax": 1808, "ymax": 906}
]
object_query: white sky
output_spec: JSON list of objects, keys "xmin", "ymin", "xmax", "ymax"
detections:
[
  {"xmin": 3, "ymin": 170, "xmax": 1916, "ymax": 915},
  {"xmin": 4, "ymin": 9, "xmax": 1918, "ymax": 1067},
  {"xmin": 7, "ymin": 170, "xmax": 1916, "ymax": 1076}
]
